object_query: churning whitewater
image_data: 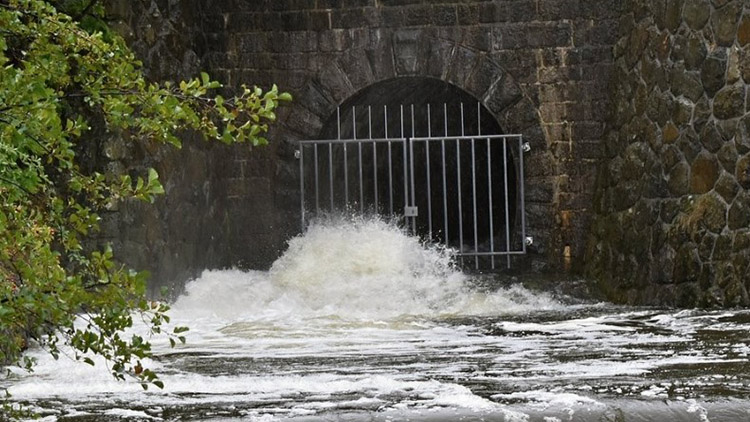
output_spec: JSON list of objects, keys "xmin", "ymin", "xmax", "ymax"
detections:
[
  {"xmin": 5, "ymin": 218, "xmax": 750, "ymax": 421},
  {"xmin": 177, "ymin": 217, "xmax": 561, "ymax": 322}
]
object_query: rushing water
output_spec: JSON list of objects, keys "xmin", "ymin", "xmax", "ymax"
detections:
[{"xmin": 5, "ymin": 219, "xmax": 750, "ymax": 421}]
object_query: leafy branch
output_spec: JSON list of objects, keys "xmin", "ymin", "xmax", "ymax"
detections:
[{"xmin": 0, "ymin": 0, "xmax": 292, "ymax": 416}]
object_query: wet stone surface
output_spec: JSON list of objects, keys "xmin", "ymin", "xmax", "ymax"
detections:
[{"xmin": 587, "ymin": 0, "xmax": 750, "ymax": 307}]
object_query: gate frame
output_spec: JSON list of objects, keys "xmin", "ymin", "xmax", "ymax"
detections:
[{"xmin": 296, "ymin": 103, "xmax": 529, "ymax": 270}]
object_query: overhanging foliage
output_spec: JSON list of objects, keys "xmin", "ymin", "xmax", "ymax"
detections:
[{"xmin": 0, "ymin": 0, "xmax": 290, "ymax": 410}]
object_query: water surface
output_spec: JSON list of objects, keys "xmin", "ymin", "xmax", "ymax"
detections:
[{"xmin": 5, "ymin": 219, "xmax": 750, "ymax": 421}]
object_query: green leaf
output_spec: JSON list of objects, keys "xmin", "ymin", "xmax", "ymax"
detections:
[{"xmin": 0, "ymin": 3, "xmax": 287, "ymax": 413}]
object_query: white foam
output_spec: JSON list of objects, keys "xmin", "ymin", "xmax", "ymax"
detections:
[
  {"xmin": 494, "ymin": 390, "xmax": 604, "ymax": 409},
  {"xmin": 6, "ymin": 217, "xmax": 750, "ymax": 420},
  {"xmin": 173, "ymin": 217, "xmax": 562, "ymax": 321}
]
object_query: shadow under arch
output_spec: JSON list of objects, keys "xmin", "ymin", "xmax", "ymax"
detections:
[{"xmin": 304, "ymin": 77, "xmax": 521, "ymax": 260}]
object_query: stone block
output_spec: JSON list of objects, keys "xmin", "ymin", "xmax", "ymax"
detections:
[
  {"xmin": 456, "ymin": 4, "xmax": 479, "ymax": 26},
  {"xmin": 690, "ymin": 152, "xmax": 720, "ymax": 194},
  {"xmin": 285, "ymin": 105, "xmax": 325, "ymax": 138},
  {"xmin": 736, "ymin": 153, "xmax": 750, "ymax": 188},
  {"xmin": 331, "ymin": 8, "xmax": 371, "ymax": 29},
  {"xmin": 344, "ymin": 0, "xmax": 376, "ymax": 7},
  {"xmin": 673, "ymin": 243, "xmax": 702, "ymax": 284},
  {"xmin": 446, "ymin": 45, "xmax": 479, "ymax": 87},
  {"xmin": 497, "ymin": 98, "xmax": 539, "ymax": 134},
  {"xmin": 739, "ymin": 14, "xmax": 750, "ymax": 46},
  {"xmin": 728, "ymin": 191, "xmax": 750, "ymax": 230},
  {"xmin": 717, "ymin": 141, "xmax": 739, "ymax": 173},
  {"xmin": 378, "ymin": 0, "xmax": 421, "ymax": 6},
  {"xmin": 526, "ymin": 181, "xmax": 555, "ymax": 202},
  {"xmin": 715, "ymin": 171, "xmax": 739, "ymax": 202},
  {"xmin": 526, "ymin": 22, "xmax": 573, "ymax": 48},
  {"xmin": 365, "ymin": 29, "xmax": 396, "ymax": 81},
  {"xmin": 478, "ymin": 2, "xmax": 505, "ymax": 24},
  {"xmin": 661, "ymin": 144, "xmax": 683, "ymax": 170},
  {"xmin": 713, "ymin": 84, "xmax": 746, "ymax": 119},
  {"xmin": 423, "ymin": 36, "xmax": 455, "ymax": 80},
  {"xmin": 296, "ymin": 81, "xmax": 336, "ymax": 119},
  {"xmin": 684, "ymin": 33, "xmax": 708, "ymax": 70},
  {"xmin": 665, "ymin": 0, "xmax": 684, "ymax": 33},
  {"xmin": 337, "ymin": 50, "xmax": 374, "ymax": 92},
  {"xmin": 400, "ymin": 5, "xmax": 432, "ymax": 27},
  {"xmin": 683, "ymin": 0, "xmax": 711, "ymax": 30},
  {"xmin": 699, "ymin": 121, "xmax": 724, "ymax": 152},
  {"xmin": 318, "ymin": 29, "xmax": 351, "ymax": 52},
  {"xmin": 668, "ymin": 160, "xmax": 691, "ymax": 195},
  {"xmin": 314, "ymin": 60, "xmax": 353, "ymax": 104},
  {"xmin": 309, "ymin": 11, "xmax": 332, "ymax": 31},
  {"xmin": 537, "ymin": 0, "xmax": 581, "ymax": 20},
  {"xmin": 711, "ymin": 0, "xmax": 743, "ymax": 47},
  {"xmin": 392, "ymin": 29, "xmax": 421, "ymax": 75},
  {"xmin": 701, "ymin": 49, "xmax": 728, "ymax": 96},
  {"xmin": 493, "ymin": 24, "xmax": 528, "ymax": 50},
  {"xmin": 573, "ymin": 19, "xmax": 619, "ymax": 47},
  {"xmin": 692, "ymin": 95, "xmax": 712, "ymax": 133},
  {"xmin": 431, "ymin": 4, "xmax": 457, "ymax": 26},
  {"xmin": 506, "ymin": 1, "xmax": 537, "ymax": 23},
  {"xmin": 466, "ymin": 56, "xmax": 505, "ymax": 99},
  {"xmin": 671, "ymin": 66, "xmax": 704, "ymax": 102}
]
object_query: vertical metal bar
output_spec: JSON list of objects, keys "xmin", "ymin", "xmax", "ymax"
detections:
[
  {"xmin": 442, "ymin": 103, "xmax": 449, "ymax": 245},
  {"xmin": 355, "ymin": 106, "xmax": 363, "ymax": 214},
  {"xmin": 480, "ymin": 102, "xmax": 495, "ymax": 270},
  {"xmin": 386, "ymin": 105, "xmax": 393, "ymax": 215},
  {"xmin": 299, "ymin": 145, "xmax": 305, "ymax": 229},
  {"xmin": 409, "ymin": 104, "xmax": 416, "ymax": 233},
  {"xmin": 402, "ymin": 105, "xmax": 409, "ymax": 230},
  {"xmin": 487, "ymin": 138, "xmax": 496, "ymax": 270},
  {"xmin": 343, "ymin": 107, "xmax": 349, "ymax": 207},
  {"xmin": 426, "ymin": 104, "xmax": 433, "ymax": 240},
  {"xmin": 457, "ymin": 104, "xmax": 465, "ymax": 265},
  {"xmin": 329, "ymin": 110, "xmax": 335, "ymax": 211},
  {"xmin": 314, "ymin": 144, "xmax": 320, "ymax": 213},
  {"xmin": 520, "ymin": 136, "xmax": 527, "ymax": 254},
  {"xmin": 370, "ymin": 106, "xmax": 378, "ymax": 212},
  {"xmin": 503, "ymin": 139, "xmax": 511, "ymax": 269},
  {"xmin": 471, "ymin": 137, "xmax": 479, "ymax": 270}
]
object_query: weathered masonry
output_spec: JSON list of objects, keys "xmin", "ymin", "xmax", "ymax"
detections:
[
  {"xmin": 108, "ymin": 1, "xmax": 750, "ymax": 307},
  {"xmin": 587, "ymin": 0, "xmax": 750, "ymax": 307},
  {"xmin": 108, "ymin": 0, "xmax": 619, "ymax": 291},
  {"xmin": 201, "ymin": 0, "xmax": 617, "ymax": 271}
]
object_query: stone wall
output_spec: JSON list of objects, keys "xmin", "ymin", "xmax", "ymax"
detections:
[
  {"xmin": 102, "ymin": 0, "xmax": 226, "ymax": 296},
  {"xmin": 196, "ymin": 0, "xmax": 621, "ymax": 272},
  {"xmin": 102, "ymin": 1, "xmax": 624, "ymax": 294},
  {"xmin": 586, "ymin": 0, "xmax": 750, "ymax": 306}
]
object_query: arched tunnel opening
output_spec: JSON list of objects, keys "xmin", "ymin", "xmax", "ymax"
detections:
[{"xmin": 300, "ymin": 77, "xmax": 521, "ymax": 269}]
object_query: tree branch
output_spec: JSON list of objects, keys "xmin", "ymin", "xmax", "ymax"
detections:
[{"xmin": 72, "ymin": 0, "xmax": 99, "ymax": 21}]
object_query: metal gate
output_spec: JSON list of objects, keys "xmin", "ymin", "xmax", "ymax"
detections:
[{"xmin": 296, "ymin": 103, "xmax": 529, "ymax": 270}]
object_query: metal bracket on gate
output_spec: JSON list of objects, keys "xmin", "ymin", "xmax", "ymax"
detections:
[{"xmin": 404, "ymin": 206, "xmax": 418, "ymax": 217}]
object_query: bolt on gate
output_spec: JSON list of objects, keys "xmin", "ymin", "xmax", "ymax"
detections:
[{"xmin": 296, "ymin": 102, "xmax": 530, "ymax": 270}]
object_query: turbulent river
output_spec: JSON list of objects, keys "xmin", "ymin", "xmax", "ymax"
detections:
[{"xmin": 5, "ymin": 219, "xmax": 750, "ymax": 421}]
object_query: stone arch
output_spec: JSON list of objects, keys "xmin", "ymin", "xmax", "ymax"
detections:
[
  {"xmin": 310, "ymin": 76, "xmax": 520, "ymax": 251},
  {"xmin": 280, "ymin": 29, "xmax": 541, "ymax": 147},
  {"xmin": 275, "ymin": 30, "xmax": 551, "ymax": 267}
]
